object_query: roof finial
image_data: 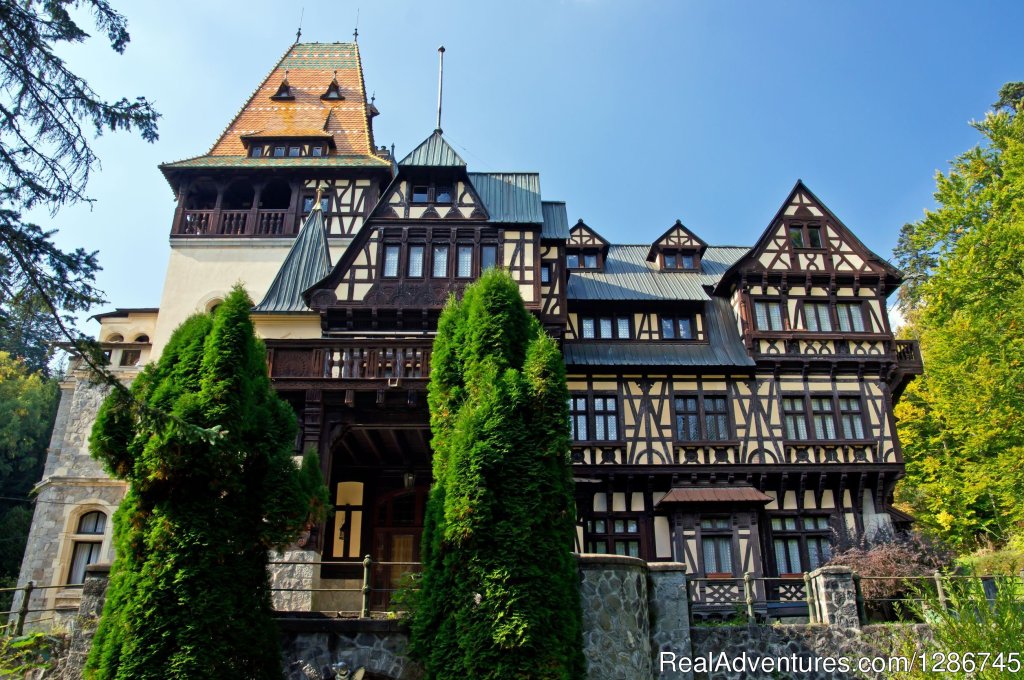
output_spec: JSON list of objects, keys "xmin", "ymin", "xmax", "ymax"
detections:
[
  {"xmin": 295, "ymin": 7, "xmax": 304, "ymax": 43},
  {"xmin": 354, "ymin": 8, "xmax": 360, "ymax": 42},
  {"xmin": 435, "ymin": 46, "xmax": 446, "ymax": 134},
  {"xmin": 313, "ymin": 185, "xmax": 325, "ymax": 211}
]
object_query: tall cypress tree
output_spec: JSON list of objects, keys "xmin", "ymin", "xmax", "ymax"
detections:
[
  {"xmin": 84, "ymin": 286, "xmax": 324, "ymax": 680},
  {"xmin": 410, "ymin": 269, "xmax": 584, "ymax": 679}
]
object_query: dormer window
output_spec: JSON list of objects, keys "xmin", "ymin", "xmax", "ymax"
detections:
[
  {"xmin": 789, "ymin": 223, "xmax": 823, "ymax": 249},
  {"xmin": 566, "ymin": 249, "xmax": 602, "ymax": 270},
  {"xmin": 270, "ymin": 73, "xmax": 294, "ymax": 101},
  {"xmin": 412, "ymin": 186, "xmax": 430, "ymax": 203},
  {"xmin": 663, "ymin": 251, "xmax": 697, "ymax": 270},
  {"xmin": 250, "ymin": 145, "xmax": 263, "ymax": 158},
  {"xmin": 435, "ymin": 186, "xmax": 453, "ymax": 204},
  {"xmin": 288, "ymin": 146, "xmax": 301, "ymax": 157},
  {"xmin": 311, "ymin": 146, "xmax": 324, "ymax": 157},
  {"xmin": 321, "ymin": 72, "xmax": 345, "ymax": 101},
  {"xmin": 273, "ymin": 146, "xmax": 286, "ymax": 157},
  {"xmin": 410, "ymin": 184, "xmax": 452, "ymax": 204}
]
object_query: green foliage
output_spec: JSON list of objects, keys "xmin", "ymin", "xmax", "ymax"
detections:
[
  {"xmin": 0, "ymin": 632, "xmax": 57, "ymax": 677},
  {"xmin": 888, "ymin": 577, "xmax": 1024, "ymax": 680},
  {"xmin": 893, "ymin": 87, "xmax": 1024, "ymax": 552},
  {"xmin": 409, "ymin": 269, "xmax": 585, "ymax": 679},
  {"xmin": 83, "ymin": 287, "xmax": 324, "ymax": 680}
]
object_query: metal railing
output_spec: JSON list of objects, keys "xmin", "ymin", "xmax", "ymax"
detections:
[
  {"xmin": 268, "ymin": 556, "xmax": 421, "ymax": 618},
  {"xmin": 1, "ymin": 581, "xmax": 83, "ymax": 636}
]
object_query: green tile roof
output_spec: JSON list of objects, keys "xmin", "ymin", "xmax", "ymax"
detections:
[
  {"xmin": 160, "ymin": 154, "xmax": 391, "ymax": 170},
  {"xmin": 280, "ymin": 43, "xmax": 359, "ymax": 69}
]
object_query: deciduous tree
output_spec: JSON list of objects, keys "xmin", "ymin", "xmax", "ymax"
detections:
[
  {"xmin": 409, "ymin": 269, "xmax": 584, "ymax": 679},
  {"xmin": 893, "ymin": 84, "xmax": 1024, "ymax": 551}
]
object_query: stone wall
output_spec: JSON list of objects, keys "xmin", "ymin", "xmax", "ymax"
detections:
[
  {"xmin": 280, "ymin": 617, "xmax": 420, "ymax": 680},
  {"xmin": 688, "ymin": 624, "xmax": 931, "ymax": 680},
  {"xmin": 11, "ymin": 375, "xmax": 126, "ymax": 629},
  {"xmin": 577, "ymin": 554, "xmax": 652, "ymax": 679}
]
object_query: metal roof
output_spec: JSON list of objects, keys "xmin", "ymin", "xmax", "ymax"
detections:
[
  {"xmin": 253, "ymin": 208, "xmax": 331, "ymax": 313},
  {"xmin": 399, "ymin": 130, "xmax": 466, "ymax": 167},
  {"xmin": 541, "ymin": 201, "xmax": 570, "ymax": 239},
  {"xmin": 467, "ymin": 172, "xmax": 544, "ymax": 224},
  {"xmin": 562, "ymin": 298, "xmax": 754, "ymax": 368},
  {"xmin": 567, "ymin": 245, "xmax": 748, "ymax": 301},
  {"xmin": 656, "ymin": 486, "xmax": 773, "ymax": 505}
]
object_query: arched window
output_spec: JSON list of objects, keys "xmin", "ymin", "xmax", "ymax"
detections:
[
  {"xmin": 134, "ymin": 334, "xmax": 150, "ymax": 343},
  {"xmin": 67, "ymin": 511, "xmax": 107, "ymax": 585},
  {"xmin": 106, "ymin": 333, "xmax": 123, "ymax": 343}
]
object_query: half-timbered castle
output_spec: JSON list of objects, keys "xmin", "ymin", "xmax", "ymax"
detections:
[{"xmin": 14, "ymin": 41, "xmax": 921, "ymax": 623}]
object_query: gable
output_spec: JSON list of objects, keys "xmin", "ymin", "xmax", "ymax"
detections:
[
  {"xmin": 373, "ymin": 177, "xmax": 487, "ymax": 220},
  {"xmin": 646, "ymin": 219, "xmax": 707, "ymax": 263},
  {"xmin": 714, "ymin": 181, "xmax": 902, "ymax": 293},
  {"xmin": 568, "ymin": 220, "xmax": 609, "ymax": 248}
]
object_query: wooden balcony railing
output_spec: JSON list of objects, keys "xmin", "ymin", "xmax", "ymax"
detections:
[
  {"xmin": 175, "ymin": 208, "xmax": 298, "ymax": 236},
  {"xmin": 266, "ymin": 341, "xmax": 432, "ymax": 382},
  {"xmin": 894, "ymin": 339, "xmax": 922, "ymax": 369}
]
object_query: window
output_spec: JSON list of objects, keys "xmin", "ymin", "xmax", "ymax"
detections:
[
  {"xmin": 782, "ymin": 397, "xmax": 809, "ymax": 440},
  {"xmin": 770, "ymin": 515, "xmax": 832, "ymax": 574},
  {"xmin": 273, "ymin": 146, "xmax": 285, "ymax": 157},
  {"xmin": 836, "ymin": 303, "xmax": 867, "ymax": 332},
  {"xmin": 569, "ymin": 394, "xmax": 620, "ymax": 442},
  {"xmin": 134, "ymin": 335, "xmax": 150, "ymax": 343},
  {"xmin": 67, "ymin": 511, "xmax": 106, "ymax": 585},
  {"xmin": 566, "ymin": 253, "xmax": 580, "ymax": 269},
  {"xmin": 567, "ymin": 250, "xmax": 600, "ymax": 269},
  {"xmin": 700, "ymin": 517, "xmax": 733, "ymax": 575},
  {"xmin": 435, "ymin": 186, "xmax": 453, "ymax": 204},
  {"xmin": 406, "ymin": 245, "xmax": 424, "ymax": 277},
  {"xmin": 288, "ymin": 146, "xmax": 301, "ymax": 157},
  {"xmin": 579, "ymin": 316, "xmax": 630, "ymax": 339},
  {"xmin": 569, "ymin": 396, "xmax": 588, "ymax": 441},
  {"xmin": 412, "ymin": 186, "xmax": 429, "ymax": 203},
  {"xmin": 661, "ymin": 315, "xmax": 695, "ymax": 340},
  {"xmin": 456, "ymin": 245, "xmax": 473, "ymax": 278},
  {"xmin": 675, "ymin": 394, "xmax": 731, "ymax": 442},
  {"xmin": 789, "ymin": 223, "xmax": 823, "ymax": 248},
  {"xmin": 250, "ymin": 145, "xmax": 263, "ymax": 158},
  {"xmin": 432, "ymin": 245, "xmax": 449, "ymax": 277},
  {"xmin": 810, "ymin": 397, "xmax": 837, "ymax": 439},
  {"xmin": 311, "ymin": 145, "xmax": 324, "ymax": 157},
  {"xmin": 754, "ymin": 301, "xmax": 785, "ymax": 331},
  {"xmin": 586, "ymin": 517, "xmax": 641, "ymax": 557},
  {"xmin": 481, "ymin": 245, "xmax": 497, "ymax": 271},
  {"xmin": 583, "ymin": 253, "xmax": 598, "ymax": 269},
  {"xmin": 804, "ymin": 302, "xmax": 833, "ymax": 332},
  {"xmin": 838, "ymin": 397, "xmax": 865, "ymax": 439},
  {"xmin": 332, "ymin": 482, "xmax": 364, "ymax": 560},
  {"xmin": 119, "ymin": 349, "xmax": 141, "ymax": 367},
  {"xmin": 593, "ymin": 396, "xmax": 619, "ymax": 441},
  {"xmin": 383, "ymin": 245, "xmax": 400, "ymax": 278},
  {"xmin": 663, "ymin": 252, "xmax": 696, "ymax": 270},
  {"xmin": 302, "ymin": 195, "xmax": 330, "ymax": 214},
  {"xmin": 540, "ymin": 263, "xmax": 551, "ymax": 284}
]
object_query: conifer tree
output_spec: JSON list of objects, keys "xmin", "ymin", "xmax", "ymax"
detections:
[
  {"xmin": 84, "ymin": 286, "xmax": 324, "ymax": 680},
  {"xmin": 410, "ymin": 269, "xmax": 585, "ymax": 679}
]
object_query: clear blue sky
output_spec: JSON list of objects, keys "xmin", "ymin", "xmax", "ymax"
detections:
[{"xmin": 41, "ymin": 0, "xmax": 1024, "ymax": 325}]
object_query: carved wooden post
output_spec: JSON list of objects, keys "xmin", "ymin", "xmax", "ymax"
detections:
[
  {"xmin": 743, "ymin": 571, "xmax": 755, "ymax": 624},
  {"xmin": 361, "ymin": 555, "xmax": 372, "ymax": 618}
]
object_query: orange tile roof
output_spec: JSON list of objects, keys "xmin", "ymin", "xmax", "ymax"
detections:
[{"xmin": 203, "ymin": 42, "xmax": 382, "ymax": 161}]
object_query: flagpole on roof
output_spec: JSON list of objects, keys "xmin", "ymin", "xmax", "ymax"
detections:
[{"xmin": 436, "ymin": 46, "xmax": 445, "ymax": 134}]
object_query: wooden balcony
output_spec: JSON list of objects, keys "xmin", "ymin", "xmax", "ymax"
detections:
[
  {"xmin": 266, "ymin": 340, "xmax": 432, "ymax": 388},
  {"xmin": 890, "ymin": 339, "xmax": 923, "ymax": 399},
  {"xmin": 175, "ymin": 208, "xmax": 298, "ymax": 237}
]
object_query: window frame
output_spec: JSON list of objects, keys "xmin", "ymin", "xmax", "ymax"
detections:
[
  {"xmin": 407, "ymin": 244, "xmax": 425, "ymax": 278},
  {"xmin": 431, "ymin": 244, "xmax": 450, "ymax": 278},
  {"xmin": 566, "ymin": 249, "xmax": 601, "ymax": 270},
  {"xmin": 481, "ymin": 245, "xmax": 498, "ymax": 272},
  {"xmin": 836, "ymin": 301, "xmax": 869, "ymax": 333},
  {"xmin": 585, "ymin": 515, "xmax": 643, "ymax": 557},
  {"xmin": 769, "ymin": 514, "xmax": 833, "ymax": 576},
  {"xmin": 699, "ymin": 516, "xmax": 734, "ymax": 577},
  {"xmin": 569, "ymin": 392, "xmax": 622, "ymax": 443},
  {"xmin": 660, "ymin": 314, "xmax": 696, "ymax": 340},
  {"xmin": 455, "ymin": 244, "xmax": 473, "ymax": 278},
  {"xmin": 673, "ymin": 392, "xmax": 733, "ymax": 443},
  {"xmin": 788, "ymin": 222, "xmax": 824, "ymax": 250},
  {"xmin": 802, "ymin": 301, "xmax": 833, "ymax": 332},
  {"xmin": 249, "ymin": 145, "xmax": 263, "ymax": 158},
  {"xmin": 65, "ymin": 510, "xmax": 107, "ymax": 586},
  {"xmin": 382, "ymin": 244, "xmax": 401, "ymax": 278},
  {"xmin": 783, "ymin": 394, "xmax": 869, "ymax": 442},
  {"xmin": 661, "ymin": 250, "xmax": 698, "ymax": 270},
  {"xmin": 579, "ymin": 315, "xmax": 631, "ymax": 340},
  {"xmin": 753, "ymin": 300, "xmax": 786, "ymax": 331}
]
